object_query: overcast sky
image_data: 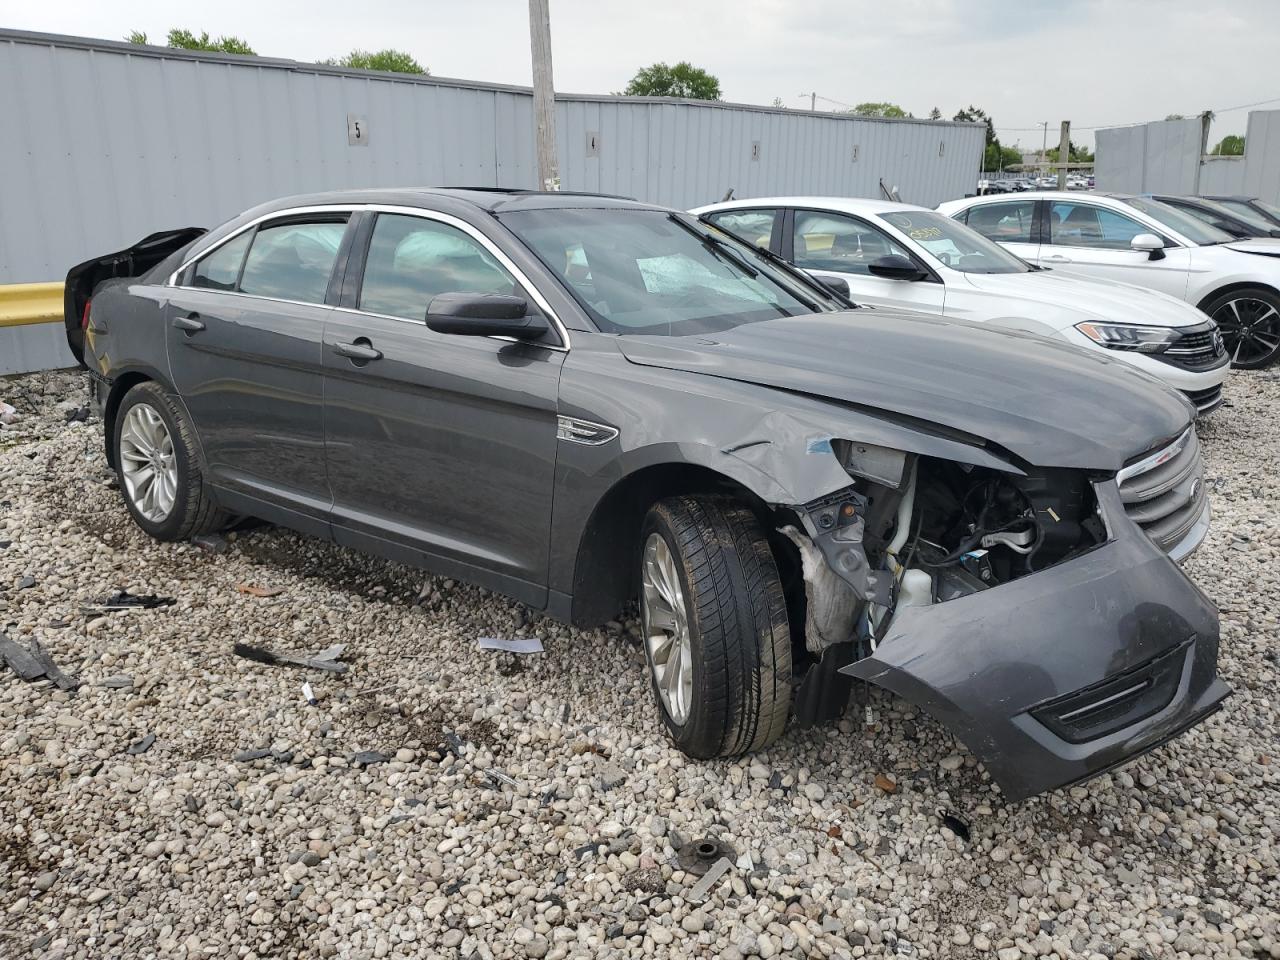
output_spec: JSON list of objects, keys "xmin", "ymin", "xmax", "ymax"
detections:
[{"xmin": 7, "ymin": 0, "xmax": 1278, "ymax": 148}]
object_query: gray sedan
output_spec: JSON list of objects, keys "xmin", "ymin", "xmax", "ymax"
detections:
[{"xmin": 68, "ymin": 188, "xmax": 1228, "ymax": 800}]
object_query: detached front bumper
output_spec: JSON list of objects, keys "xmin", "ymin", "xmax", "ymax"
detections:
[{"xmin": 842, "ymin": 484, "xmax": 1229, "ymax": 801}]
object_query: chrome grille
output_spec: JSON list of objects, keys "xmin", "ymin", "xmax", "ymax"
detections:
[
  {"xmin": 1161, "ymin": 324, "xmax": 1226, "ymax": 369},
  {"xmin": 1117, "ymin": 428, "xmax": 1208, "ymax": 554}
]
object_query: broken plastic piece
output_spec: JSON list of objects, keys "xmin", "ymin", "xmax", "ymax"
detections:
[
  {"xmin": 687, "ymin": 857, "xmax": 734, "ymax": 902},
  {"xmin": 351, "ymin": 750, "xmax": 389, "ymax": 765},
  {"xmin": 232, "ymin": 642, "xmax": 348, "ymax": 674},
  {"xmin": 0, "ymin": 400, "xmax": 17, "ymax": 424},
  {"xmin": 126, "ymin": 733, "xmax": 156, "ymax": 755},
  {"xmin": 83, "ymin": 590, "xmax": 176, "ymax": 613},
  {"xmin": 476, "ymin": 636, "xmax": 544, "ymax": 654},
  {"xmin": 484, "ymin": 768, "xmax": 518, "ymax": 788},
  {"xmin": 0, "ymin": 633, "xmax": 80, "ymax": 690}
]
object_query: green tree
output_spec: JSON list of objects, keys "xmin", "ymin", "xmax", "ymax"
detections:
[
  {"xmin": 127, "ymin": 28, "xmax": 256, "ymax": 54},
  {"xmin": 953, "ymin": 105, "xmax": 996, "ymax": 145},
  {"xmin": 328, "ymin": 49, "xmax": 428, "ymax": 75},
  {"xmin": 928, "ymin": 106, "xmax": 942, "ymax": 120},
  {"xmin": 847, "ymin": 101, "xmax": 911, "ymax": 118},
  {"xmin": 1210, "ymin": 134, "xmax": 1245, "ymax": 156},
  {"xmin": 623, "ymin": 61, "xmax": 721, "ymax": 100},
  {"xmin": 1164, "ymin": 113, "xmax": 1186, "ymax": 121},
  {"xmin": 1045, "ymin": 140, "xmax": 1094, "ymax": 163}
]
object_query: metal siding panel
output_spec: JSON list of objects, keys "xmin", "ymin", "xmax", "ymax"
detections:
[{"xmin": 0, "ymin": 324, "xmax": 77, "ymax": 376}]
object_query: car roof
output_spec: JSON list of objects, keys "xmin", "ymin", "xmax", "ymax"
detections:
[
  {"xmin": 247, "ymin": 186, "xmax": 662, "ymax": 215},
  {"xmin": 694, "ymin": 196, "xmax": 933, "ymax": 215}
]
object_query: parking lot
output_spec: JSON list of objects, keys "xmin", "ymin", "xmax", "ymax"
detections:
[{"xmin": 1, "ymin": 367, "xmax": 1277, "ymax": 959}]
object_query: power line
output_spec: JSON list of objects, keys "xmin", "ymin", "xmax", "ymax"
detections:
[{"xmin": 994, "ymin": 94, "xmax": 1280, "ymax": 135}]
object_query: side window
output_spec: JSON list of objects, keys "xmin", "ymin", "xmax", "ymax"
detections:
[
  {"xmin": 964, "ymin": 201, "xmax": 1037, "ymax": 243},
  {"xmin": 1049, "ymin": 202, "xmax": 1148, "ymax": 249},
  {"xmin": 238, "ymin": 219, "xmax": 348, "ymax": 304},
  {"xmin": 705, "ymin": 209, "xmax": 778, "ymax": 249},
  {"xmin": 792, "ymin": 210, "xmax": 912, "ymax": 274},
  {"xmin": 191, "ymin": 231, "xmax": 253, "ymax": 290},
  {"xmin": 358, "ymin": 214, "xmax": 520, "ymax": 321}
]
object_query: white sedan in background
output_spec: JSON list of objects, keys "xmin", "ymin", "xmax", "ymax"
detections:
[
  {"xmin": 692, "ymin": 197, "xmax": 1229, "ymax": 414},
  {"xmin": 937, "ymin": 191, "xmax": 1280, "ymax": 369}
]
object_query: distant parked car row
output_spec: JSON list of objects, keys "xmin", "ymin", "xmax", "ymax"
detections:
[
  {"xmin": 977, "ymin": 176, "xmax": 1093, "ymax": 195},
  {"xmin": 939, "ymin": 192, "xmax": 1280, "ymax": 369}
]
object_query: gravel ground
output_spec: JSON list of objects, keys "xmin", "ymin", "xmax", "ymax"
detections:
[{"xmin": 1, "ymin": 369, "xmax": 1277, "ymax": 960}]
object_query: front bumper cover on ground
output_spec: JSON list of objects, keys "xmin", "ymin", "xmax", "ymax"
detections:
[{"xmin": 841, "ymin": 483, "xmax": 1230, "ymax": 801}]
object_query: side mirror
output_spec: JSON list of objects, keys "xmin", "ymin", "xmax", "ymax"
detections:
[
  {"xmin": 425, "ymin": 293, "xmax": 548, "ymax": 339},
  {"xmin": 1130, "ymin": 233, "xmax": 1166, "ymax": 261},
  {"xmin": 868, "ymin": 254, "xmax": 926, "ymax": 281},
  {"xmin": 812, "ymin": 274, "xmax": 851, "ymax": 299}
]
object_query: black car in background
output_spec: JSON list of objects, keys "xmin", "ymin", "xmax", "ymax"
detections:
[
  {"xmin": 1153, "ymin": 194, "xmax": 1280, "ymax": 239},
  {"xmin": 66, "ymin": 188, "xmax": 1228, "ymax": 801},
  {"xmin": 1204, "ymin": 195, "xmax": 1280, "ymax": 233}
]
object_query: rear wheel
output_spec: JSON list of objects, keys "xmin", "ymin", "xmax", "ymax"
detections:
[
  {"xmin": 639, "ymin": 495, "xmax": 791, "ymax": 758},
  {"xmin": 1204, "ymin": 286, "xmax": 1280, "ymax": 369},
  {"xmin": 113, "ymin": 382, "xmax": 227, "ymax": 541}
]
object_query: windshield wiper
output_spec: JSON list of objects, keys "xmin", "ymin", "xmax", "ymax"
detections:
[
  {"xmin": 694, "ymin": 214, "xmax": 857, "ymax": 309},
  {"xmin": 667, "ymin": 215, "xmax": 759, "ymax": 277}
]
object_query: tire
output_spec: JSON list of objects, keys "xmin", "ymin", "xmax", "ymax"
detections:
[
  {"xmin": 1202, "ymin": 286, "xmax": 1280, "ymax": 369},
  {"xmin": 638, "ymin": 495, "xmax": 792, "ymax": 758},
  {"xmin": 112, "ymin": 381, "xmax": 227, "ymax": 541}
]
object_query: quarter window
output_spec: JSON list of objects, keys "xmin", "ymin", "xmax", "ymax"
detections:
[
  {"xmin": 238, "ymin": 219, "xmax": 348, "ymax": 304},
  {"xmin": 963, "ymin": 200, "xmax": 1037, "ymax": 243},
  {"xmin": 704, "ymin": 209, "xmax": 778, "ymax": 249},
  {"xmin": 359, "ymin": 214, "xmax": 520, "ymax": 321},
  {"xmin": 191, "ymin": 231, "xmax": 252, "ymax": 290},
  {"xmin": 1048, "ymin": 202, "xmax": 1148, "ymax": 249},
  {"xmin": 792, "ymin": 210, "xmax": 912, "ymax": 275}
]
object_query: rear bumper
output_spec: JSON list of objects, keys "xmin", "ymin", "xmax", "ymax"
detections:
[{"xmin": 842, "ymin": 485, "xmax": 1229, "ymax": 801}]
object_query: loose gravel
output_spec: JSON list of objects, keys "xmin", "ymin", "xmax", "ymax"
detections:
[{"xmin": 1, "ymin": 369, "xmax": 1277, "ymax": 960}]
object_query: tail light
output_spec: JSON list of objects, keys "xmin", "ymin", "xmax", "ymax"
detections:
[{"xmin": 81, "ymin": 299, "xmax": 92, "ymax": 330}]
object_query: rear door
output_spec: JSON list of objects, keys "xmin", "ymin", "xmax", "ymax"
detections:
[
  {"xmin": 165, "ymin": 213, "xmax": 351, "ymax": 531},
  {"xmin": 1040, "ymin": 199, "xmax": 1192, "ymax": 300},
  {"xmin": 786, "ymin": 208, "xmax": 945, "ymax": 313},
  {"xmin": 321, "ymin": 209, "xmax": 565, "ymax": 605},
  {"xmin": 952, "ymin": 198, "xmax": 1041, "ymax": 263},
  {"xmin": 701, "ymin": 207, "xmax": 784, "ymax": 254}
]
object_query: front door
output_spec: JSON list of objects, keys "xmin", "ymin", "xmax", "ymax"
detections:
[
  {"xmin": 788, "ymin": 208, "xmax": 945, "ymax": 314},
  {"xmin": 165, "ymin": 214, "xmax": 351, "ymax": 529},
  {"xmin": 955, "ymin": 198, "xmax": 1042, "ymax": 263},
  {"xmin": 322, "ymin": 210, "xmax": 565, "ymax": 605},
  {"xmin": 1040, "ymin": 199, "xmax": 1192, "ymax": 300}
]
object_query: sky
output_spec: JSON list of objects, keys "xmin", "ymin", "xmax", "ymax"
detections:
[{"xmin": 6, "ymin": 0, "xmax": 1278, "ymax": 149}]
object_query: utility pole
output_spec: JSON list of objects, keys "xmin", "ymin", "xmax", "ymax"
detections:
[
  {"xmin": 529, "ymin": 0, "xmax": 559, "ymax": 191},
  {"xmin": 1056, "ymin": 120, "xmax": 1071, "ymax": 189},
  {"xmin": 1041, "ymin": 121, "xmax": 1049, "ymax": 175},
  {"xmin": 801, "ymin": 91, "xmax": 816, "ymax": 112}
]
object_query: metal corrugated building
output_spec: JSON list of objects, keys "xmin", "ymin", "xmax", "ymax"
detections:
[{"xmin": 0, "ymin": 28, "xmax": 984, "ymax": 373}]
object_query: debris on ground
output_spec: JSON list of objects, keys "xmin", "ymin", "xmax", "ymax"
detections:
[
  {"xmin": 0, "ymin": 400, "xmax": 17, "ymax": 425},
  {"xmin": 483, "ymin": 767, "xmax": 518, "ymax": 788},
  {"xmin": 687, "ymin": 857, "xmax": 735, "ymax": 902},
  {"xmin": 191, "ymin": 533, "xmax": 228, "ymax": 554},
  {"xmin": 476, "ymin": 635, "xmax": 544, "ymax": 654},
  {"xmin": 232, "ymin": 642, "xmax": 348, "ymax": 674},
  {"xmin": 301, "ymin": 682, "xmax": 318, "ymax": 706},
  {"xmin": 63, "ymin": 405, "xmax": 90, "ymax": 423},
  {"xmin": 676, "ymin": 837, "xmax": 738, "ymax": 876},
  {"xmin": 18, "ymin": 574, "xmax": 36, "ymax": 589},
  {"xmin": 100, "ymin": 675, "xmax": 134, "ymax": 689},
  {"xmin": 939, "ymin": 810, "xmax": 971, "ymax": 842},
  {"xmin": 0, "ymin": 632, "xmax": 80, "ymax": 690},
  {"xmin": 126, "ymin": 733, "xmax": 156, "ymax": 755},
  {"xmin": 81, "ymin": 590, "xmax": 176, "ymax": 613},
  {"xmin": 351, "ymin": 750, "xmax": 389, "ymax": 766},
  {"xmin": 236, "ymin": 583, "xmax": 285, "ymax": 598},
  {"xmin": 233, "ymin": 748, "xmax": 273, "ymax": 762}
]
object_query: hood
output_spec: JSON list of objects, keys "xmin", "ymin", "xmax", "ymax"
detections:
[
  {"xmin": 1224, "ymin": 238, "xmax": 1280, "ymax": 257},
  {"xmin": 615, "ymin": 311, "xmax": 1191, "ymax": 472},
  {"xmin": 963, "ymin": 270, "xmax": 1209, "ymax": 330}
]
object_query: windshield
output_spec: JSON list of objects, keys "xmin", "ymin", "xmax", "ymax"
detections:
[
  {"xmin": 1210, "ymin": 198, "xmax": 1277, "ymax": 232},
  {"xmin": 1121, "ymin": 197, "xmax": 1234, "ymax": 245},
  {"xmin": 1252, "ymin": 198, "xmax": 1280, "ymax": 221},
  {"xmin": 878, "ymin": 210, "xmax": 1029, "ymax": 274},
  {"xmin": 500, "ymin": 208, "xmax": 835, "ymax": 336}
]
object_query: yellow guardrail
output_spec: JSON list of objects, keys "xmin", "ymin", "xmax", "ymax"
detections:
[{"xmin": 0, "ymin": 282, "xmax": 65, "ymax": 328}]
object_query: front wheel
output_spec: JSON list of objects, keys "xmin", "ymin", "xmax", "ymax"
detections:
[
  {"xmin": 1203, "ymin": 286, "xmax": 1280, "ymax": 369},
  {"xmin": 639, "ymin": 495, "xmax": 792, "ymax": 758},
  {"xmin": 112, "ymin": 381, "xmax": 227, "ymax": 541}
]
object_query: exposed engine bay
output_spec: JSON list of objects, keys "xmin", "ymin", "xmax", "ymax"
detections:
[{"xmin": 778, "ymin": 442, "xmax": 1108, "ymax": 726}]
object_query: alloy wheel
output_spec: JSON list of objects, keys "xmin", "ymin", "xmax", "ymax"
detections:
[
  {"xmin": 641, "ymin": 532, "xmax": 694, "ymax": 724},
  {"xmin": 1214, "ymin": 297, "xmax": 1280, "ymax": 366},
  {"xmin": 118, "ymin": 403, "xmax": 178, "ymax": 522}
]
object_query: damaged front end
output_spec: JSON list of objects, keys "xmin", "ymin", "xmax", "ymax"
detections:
[{"xmin": 776, "ymin": 434, "xmax": 1229, "ymax": 801}]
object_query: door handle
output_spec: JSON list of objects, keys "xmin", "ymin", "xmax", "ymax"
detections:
[
  {"xmin": 333, "ymin": 340, "xmax": 383, "ymax": 362},
  {"xmin": 172, "ymin": 314, "xmax": 205, "ymax": 333},
  {"xmin": 1041, "ymin": 254, "xmax": 1072, "ymax": 264}
]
